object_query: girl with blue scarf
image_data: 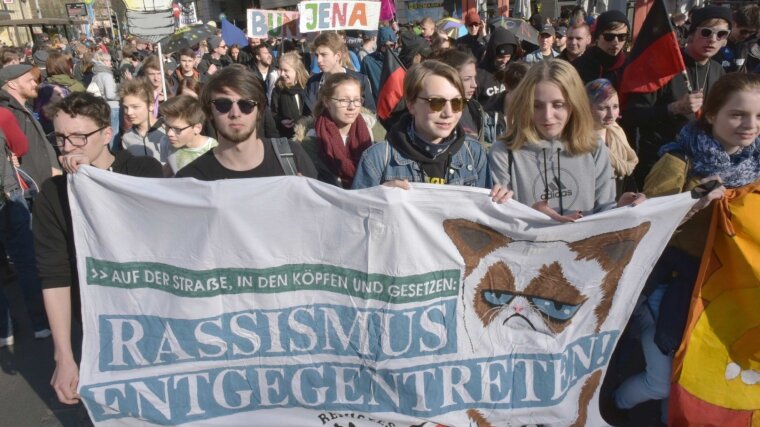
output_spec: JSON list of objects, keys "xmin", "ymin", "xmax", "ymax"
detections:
[{"xmin": 611, "ymin": 73, "xmax": 760, "ymax": 424}]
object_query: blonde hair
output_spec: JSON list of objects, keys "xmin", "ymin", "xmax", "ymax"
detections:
[
  {"xmin": 404, "ymin": 60, "xmax": 465, "ymax": 104},
  {"xmin": 277, "ymin": 51, "xmax": 309, "ymax": 89},
  {"xmin": 504, "ymin": 59, "xmax": 597, "ymax": 155}
]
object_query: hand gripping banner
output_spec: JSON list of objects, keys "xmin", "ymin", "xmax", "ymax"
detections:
[{"xmin": 68, "ymin": 168, "xmax": 693, "ymax": 426}]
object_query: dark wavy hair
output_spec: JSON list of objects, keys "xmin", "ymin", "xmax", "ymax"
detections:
[
  {"xmin": 200, "ymin": 64, "xmax": 267, "ymax": 121},
  {"xmin": 44, "ymin": 91, "xmax": 111, "ymax": 128}
]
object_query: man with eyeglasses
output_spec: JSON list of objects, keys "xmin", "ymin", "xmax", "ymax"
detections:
[
  {"xmin": 572, "ymin": 10, "xmax": 630, "ymax": 88},
  {"xmin": 714, "ymin": 5, "xmax": 760, "ymax": 73},
  {"xmin": 34, "ymin": 92, "xmax": 162, "ymax": 405},
  {"xmin": 176, "ymin": 65, "xmax": 317, "ymax": 180},
  {"xmin": 159, "ymin": 95, "xmax": 218, "ymax": 175},
  {"xmin": 622, "ymin": 5, "xmax": 730, "ymax": 186}
]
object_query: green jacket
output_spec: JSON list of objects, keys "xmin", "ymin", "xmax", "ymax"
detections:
[{"xmin": 46, "ymin": 74, "xmax": 86, "ymax": 93}]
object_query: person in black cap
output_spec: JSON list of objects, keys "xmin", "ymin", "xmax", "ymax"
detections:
[
  {"xmin": 572, "ymin": 10, "xmax": 630, "ymax": 87},
  {"xmin": 475, "ymin": 27, "xmax": 518, "ymax": 105},
  {"xmin": 622, "ymin": 5, "xmax": 730, "ymax": 187}
]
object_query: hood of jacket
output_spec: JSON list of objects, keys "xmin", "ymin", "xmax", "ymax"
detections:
[
  {"xmin": 480, "ymin": 28, "xmax": 518, "ymax": 73},
  {"xmin": 93, "ymin": 63, "xmax": 112, "ymax": 74},
  {"xmin": 47, "ymin": 73, "xmax": 81, "ymax": 88}
]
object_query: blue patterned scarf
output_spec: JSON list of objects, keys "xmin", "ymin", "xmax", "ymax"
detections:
[{"xmin": 659, "ymin": 122, "xmax": 760, "ymax": 189}]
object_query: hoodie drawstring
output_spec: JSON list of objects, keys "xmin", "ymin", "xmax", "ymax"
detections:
[
  {"xmin": 557, "ymin": 148, "xmax": 563, "ymax": 215},
  {"xmin": 542, "ymin": 148, "xmax": 549, "ymax": 202}
]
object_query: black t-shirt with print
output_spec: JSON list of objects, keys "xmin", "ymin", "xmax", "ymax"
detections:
[{"xmin": 175, "ymin": 138, "xmax": 317, "ymax": 180}]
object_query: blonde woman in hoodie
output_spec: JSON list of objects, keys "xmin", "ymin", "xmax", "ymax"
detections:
[{"xmin": 489, "ymin": 59, "xmax": 644, "ymax": 222}]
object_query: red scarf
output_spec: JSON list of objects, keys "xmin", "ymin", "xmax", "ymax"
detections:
[{"xmin": 315, "ymin": 111, "xmax": 372, "ymax": 188}]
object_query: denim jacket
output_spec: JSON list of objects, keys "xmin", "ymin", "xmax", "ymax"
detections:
[{"xmin": 352, "ymin": 136, "xmax": 492, "ymax": 189}]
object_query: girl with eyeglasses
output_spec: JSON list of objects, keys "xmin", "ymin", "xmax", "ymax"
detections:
[
  {"xmin": 352, "ymin": 60, "xmax": 511, "ymax": 203},
  {"xmin": 490, "ymin": 60, "xmax": 644, "ymax": 223},
  {"xmin": 294, "ymin": 73, "xmax": 385, "ymax": 188}
]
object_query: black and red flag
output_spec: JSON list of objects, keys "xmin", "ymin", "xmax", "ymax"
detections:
[
  {"xmin": 620, "ymin": 0, "xmax": 685, "ymax": 101},
  {"xmin": 376, "ymin": 48, "xmax": 406, "ymax": 129}
]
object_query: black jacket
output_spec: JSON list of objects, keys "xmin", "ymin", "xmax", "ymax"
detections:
[
  {"xmin": 271, "ymin": 84, "xmax": 305, "ymax": 138},
  {"xmin": 572, "ymin": 46, "xmax": 627, "ymax": 87},
  {"xmin": 621, "ymin": 52, "xmax": 724, "ymax": 184},
  {"xmin": 475, "ymin": 28, "xmax": 518, "ymax": 105},
  {"xmin": 303, "ymin": 69, "xmax": 376, "ymax": 116},
  {"xmin": 456, "ymin": 34, "xmax": 487, "ymax": 61}
]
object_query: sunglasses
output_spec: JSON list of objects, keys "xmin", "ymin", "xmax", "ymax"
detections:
[
  {"xmin": 419, "ymin": 97, "xmax": 465, "ymax": 113},
  {"xmin": 210, "ymin": 98, "xmax": 258, "ymax": 115},
  {"xmin": 697, "ymin": 27, "xmax": 730, "ymax": 40},
  {"xmin": 601, "ymin": 32, "xmax": 628, "ymax": 42}
]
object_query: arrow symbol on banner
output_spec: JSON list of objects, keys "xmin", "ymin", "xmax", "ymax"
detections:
[{"xmin": 91, "ymin": 268, "xmax": 108, "ymax": 279}]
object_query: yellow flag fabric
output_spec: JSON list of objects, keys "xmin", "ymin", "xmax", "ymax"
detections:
[{"xmin": 670, "ymin": 180, "xmax": 760, "ymax": 427}]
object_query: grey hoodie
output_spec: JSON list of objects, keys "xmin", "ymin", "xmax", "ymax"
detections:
[
  {"xmin": 90, "ymin": 63, "xmax": 119, "ymax": 108},
  {"xmin": 121, "ymin": 122, "xmax": 168, "ymax": 165},
  {"xmin": 489, "ymin": 138, "xmax": 616, "ymax": 216}
]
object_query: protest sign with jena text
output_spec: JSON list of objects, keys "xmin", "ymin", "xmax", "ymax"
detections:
[{"xmin": 298, "ymin": 0, "xmax": 381, "ymax": 33}]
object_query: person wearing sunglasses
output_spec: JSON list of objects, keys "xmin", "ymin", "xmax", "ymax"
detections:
[
  {"xmin": 490, "ymin": 60, "xmax": 643, "ymax": 223},
  {"xmin": 352, "ymin": 61, "xmax": 511, "ymax": 204},
  {"xmin": 714, "ymin": 4, "xmax": 760, "ymax": 73},
  {"xmin": 293, "ymin": 73, "xmax": 385, "ymax": 188},
  {"xmin": 456, "ymin": 10, "xmax": 487, "ymax": 62},
  {"xmin": 572, "ymin": 10, "xmax": 629, "ymax": 88},
  {"xmin": 159, "ymin": 95, "xmax": 218, "ymax": 176},
  {"xmin": 176, "ymin": 65, "xmax": 317, "ymax": 180},
  {"xmin": 35, "ymin": 93, "xmax": 162, "ymax": 406},
  {"xmin": 622, "ymin": 5, "xmax": 730, "ymax": 187}
]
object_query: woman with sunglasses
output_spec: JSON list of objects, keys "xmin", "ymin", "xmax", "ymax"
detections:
[
  {"xmin": 623, "ymin": 5, "xmax": 730, "ymax": 187},
  {"xmin": 352, "ymin": 61, "xmax": 511, "ymax": 203},
  {"xmin": 293, "ymin": 73, "xmax": 385, "ymax": 188},
  {"xmin": 490, "ymin": 60, "xmax": 643, "ymax": 223}
]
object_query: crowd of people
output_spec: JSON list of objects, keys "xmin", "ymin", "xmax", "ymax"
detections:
[{"xmin": 0, "ymin": 2, "xmax": 759, "ymax": 425}]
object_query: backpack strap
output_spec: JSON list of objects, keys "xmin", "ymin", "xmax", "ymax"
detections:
[
  {"xmin": 270, "ymin": 137, "xmax": 298, "ymax": 176},
  {"xmin": 507, "ymin": 148, "xmax": 514, "ymax": 183}
]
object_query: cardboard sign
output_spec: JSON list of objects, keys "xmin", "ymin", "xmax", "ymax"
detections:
[
  {"xmin": 247, "ymin": 9, "xmax": 300, "ymax": 38},
  {"xmin": 298, "ymin": 0, "xmax": 381, "ymax": 33}
]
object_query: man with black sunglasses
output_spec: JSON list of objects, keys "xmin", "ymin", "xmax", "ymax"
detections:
[
  {"xmin": 176, "ymin": 65, "xmax": 317, "ymax": 180},
  {"xmin": 714, "ymin": 5, "xmax": 760, "ymax": 73},
  {"xmin": 572, "ymin": 10, "xmax": 630, "ymax": 88},
  {"xmin": 34, "ymin": 92, "xmax": 162, "ymax": 407},
  {"xmin": 622, "ymin": 5, "xmax": 730, "ymax": 187}
]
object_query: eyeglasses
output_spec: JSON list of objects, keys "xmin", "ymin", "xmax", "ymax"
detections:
[
  {"xmin": 162, "ymin": 123, "xmax": 194, "ymax": 134},
  {"xmin": 601, "ymin": 32, "xmax": 628, "ymax": 42},
  {"xmin": 331, "ymin": 98, "xmax": 363, "ymax": 108},
  {"xmin": 468, "ymin": 22, "xmax": 480, "ymax": 27},
  {"xmin": 210, "ymin": 98, "xmax": 258, "ymax": 115},
  {"xmin": 697, "ymin": 27, "xmax": 730, "ymax": 40},
  {"xmin": 418, "ymin": 97, "xmax": 466, "ymax": 113},
  {"xmin": 47, "ymin": 126, "xmax": 107, "ymax": 148}
]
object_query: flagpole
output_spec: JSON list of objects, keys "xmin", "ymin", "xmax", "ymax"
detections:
[
  {"xmin": 682, "ymin": 70, "xmax": 694, "ymax": 93},
  {"xmin": 157, "ymin": 41, "xmax": 168, "ymax": 102}
]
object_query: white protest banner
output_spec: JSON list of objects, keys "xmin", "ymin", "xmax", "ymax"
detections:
[
  {"xmin": 247, "ymin": 9, "xmax": 300, "ymax": 38},
  {"xmin": 298, "ymin": 0, "xmax": 381, "ymax": 33},
  {"xmin": 404, "ymin": 0, "xmax": 444, "ymax": 23},
  {"xmin": 69, "ymin": 168, "xmax": 693, "ymax": 426}
]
